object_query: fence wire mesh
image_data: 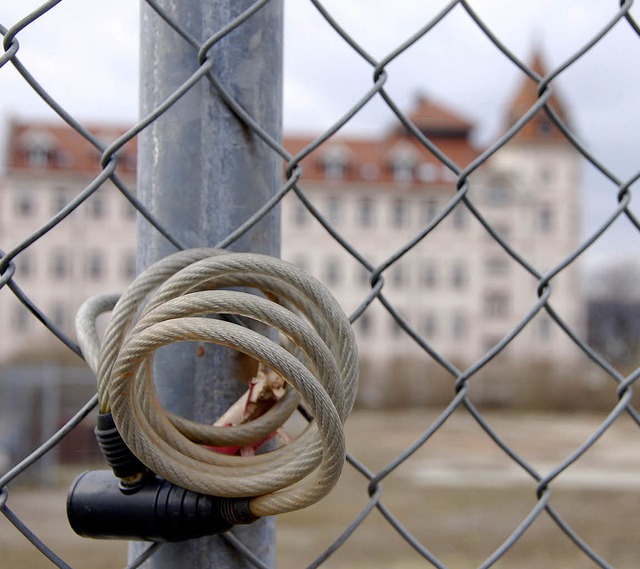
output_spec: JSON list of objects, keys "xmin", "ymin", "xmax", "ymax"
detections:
[{"xmin": 1, "ymin": 0, "xmax": 640, "ymax": 567}]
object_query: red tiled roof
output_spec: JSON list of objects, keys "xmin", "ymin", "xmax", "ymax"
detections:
[
  {"xmin": 6, "ymin": 102, "xmax": 480, "ymax": 187},
  {"xmin": 405, "ymin": 94, "xmax": 473, "ymax": 135},
  {"xmin": 503, "ymin": 49, "xmax": 572, "ymax": 143},
  {"xmin": 285, "ymin": 96, "xmax": 479, "ymax": 185},
  {"xmin": 284, "ymin": 132, "xmax": 478, "ymax": 185},
  {"xmin": 7, "ymin": 121, "xmax": 137, "ymax": 174}
]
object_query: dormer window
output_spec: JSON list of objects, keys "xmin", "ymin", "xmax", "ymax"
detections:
[
  {"xmin": 417, "ymin": 162, "xmax": 437, "ymax": 182},
  {"xmin": 18, "ymin": 130, "xmax": 57, "ymax": 168},
  {"xmin": 325, "ymin": 160, "xmax": 346, "ymax": 180},
  {"xmin": 320, "ymin": 144, "xmax": 351, "ymax": 180},
  {"xmin": 536, "ymin": 204, "xmax": 554, "ymax": 232},
  {"xmin": 360, "ymin": 162, "xmax": 379, "ymax": 180},
  {"xmin": 392, "ymin": 162, "xmax": 413, "ymax": 182},
  {"xmin": 485, "ymin": 176, "xmax": 512, "ymax": 206},
  {"xmin": 56, "ymin": 150, "xmax": 74, "ymax": 168},
  {"xmin": 538, "ymin": 118, "xmax": 552, "ymax": 136},
  {"xmin": 119, "ymin": 151, "xmax": 137, "ymax": 171},
  {"xmin": 389, "ymin": 143, "xmax": 418, "ymax": 182}
]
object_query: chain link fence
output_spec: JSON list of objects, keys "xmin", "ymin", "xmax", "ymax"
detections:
[{"xmin": 1, "ymin": 0, "xmax": 640, "ymax": 567}]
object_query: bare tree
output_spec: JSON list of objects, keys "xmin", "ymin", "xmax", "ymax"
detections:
[{"xmin": 587, "ymin": 260, "xmax": 640, "ymax": 364}]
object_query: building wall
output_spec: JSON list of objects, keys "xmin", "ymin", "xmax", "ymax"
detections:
[
  {"xmin": 0, "ymin": 100, "xmax": 585, "ymax": 405},
  {"xmin": 0, "ymin": 169, "xmax": 137, "ymax": 364},
  {"xmin": 280, "ymin": 141, "xmax": 584, "ymax": 372}
]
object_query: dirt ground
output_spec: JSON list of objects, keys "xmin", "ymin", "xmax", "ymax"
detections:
[{"xmin": 2, "ymin": 409, "xmax": 640, "ymax": 568}]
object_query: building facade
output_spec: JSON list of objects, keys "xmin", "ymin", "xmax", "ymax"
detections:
[
  {"xmin": 0, "ymin": 54, "xmax": 584, "ymax": 406},
  {"xmin": 282, "ymin": 54, "xmax": 583, "ymax": 378},
  {"xmin": 0, "ymin": 123, "xmax": 137, "ymax": 364}
]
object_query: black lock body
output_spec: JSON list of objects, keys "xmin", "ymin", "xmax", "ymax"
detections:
[{"xmin": 67, "ymin": 469, "xmax": 256, "ymax": 542}]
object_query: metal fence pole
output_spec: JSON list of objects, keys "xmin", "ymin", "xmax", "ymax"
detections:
[{"xmin": 132, "ymin": 0, "xmax": 282, "ymax": 567}]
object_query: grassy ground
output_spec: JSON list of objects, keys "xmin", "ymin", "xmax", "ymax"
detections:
[{"xmin": 2, "ymin": 409, "xmax": 640, "ymax": 568}]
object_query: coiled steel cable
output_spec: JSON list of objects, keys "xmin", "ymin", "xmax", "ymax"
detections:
[{"xmin": 75, "ymin": 248, "xmax": 358, "ymax": 517}]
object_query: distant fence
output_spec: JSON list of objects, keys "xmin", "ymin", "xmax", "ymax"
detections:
[{"xmin": 1, "ymin": 1, "xmax": 640, "ymax": 568}]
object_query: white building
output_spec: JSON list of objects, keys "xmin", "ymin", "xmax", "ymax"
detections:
[
  {"xmin": 0, "ymin": 123, "xmax": 137, "ymax": 364},
  {"xmin": 283, "ymin": 53, "xmax": 582, "ymax": 365},
  {"xmin": 0, "ymin": 52, "xmax": 584, "ymax": 405}
]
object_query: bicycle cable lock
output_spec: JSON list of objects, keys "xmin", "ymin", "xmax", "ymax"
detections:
[{"xmin": 66, "ymin": 248, "xmax": 358, "ymax": 542}]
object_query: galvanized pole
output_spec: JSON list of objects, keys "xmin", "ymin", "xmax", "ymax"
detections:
[{"xmin": 132, "ymin": 0, "xmax": 282, "ymax": 567}]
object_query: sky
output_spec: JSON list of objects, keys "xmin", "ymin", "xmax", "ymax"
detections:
[{"xmin": 1, "ymin": 0, "xmax": 639, "ymax": 272}]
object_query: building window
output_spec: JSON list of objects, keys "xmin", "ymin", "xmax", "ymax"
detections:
[
  {"xmin": 122, "ymin": 201, "xmax": 137, "ymax": 221},
  {"xmin": 483, "ymin": 336, "xmax": 503, "ymax": 353},
  {"xmin": 538, "ymin": 316, "xmax": 552, "ymax": 342},
  {"xmin": 417, "ymin": 163, "xmax": 437, "ymax": 182},
  {"xmin": 389, "ymin": 314, "xmax": 405, "ymax": 338},
  {"xmin": 87, "ymin": 194, "xmax": 105, "ymax": 219},
  {"xmin": 357, "ymin": 312, "xmax": 373, "ymax": 338},
  {"xmin": 390, "ymin": 263, "xmax": 407, "ymax": 288},
  {"xmin": 321, "ymin": 145, "xmax": 350, "ymax": 180},
  {"xmin": 292, "ymin": 200, "xmax": 308, "ymax": 226},
  {"xmin": 324, "ymin": 258, "xmax": 341, "ymax": 286},
  {"xmin": 90, "ymin": 150, "xmax": 103, "ymax": 169},
  {"xmin": 13, "ymin": 305, "xmax": 31, "ymax": 333},
  {"xmin": 360, "ymin": 162, "xmax": 379, "ymax": 180},
  {"xmin": 119, "ymin": 151, "xmax": 137, "ymax": 171},
  {"xmin": 51, "ymin": 302, "xmax": 66, "ymax": 330},
  {"xmin": 536, "ymin": 205, "xmax": 554, "ymax": 232},
  {"xmin": 326, "ymin": 195, "xmax": 342, "ymax": 225},
  {"xmin": 27, "ymin": 145, "xmax": 54, "ymax": 167},
  {"xmin": 420, "ymin": 262, "xmax": 437, "ymax": 288},
  {"xmin": 53, "ymin": 188, "xmax": 69, "ymax": 214},
  {"xmin": 538, "ymin": 118, "xmax": 552, "ymax": 136},
  {"xmin": 391, "ymin": 198, "xmax": 407, "ymax": 228},
  {"xmin": 122, "ymin": 252, "xmax": 137, "ymax": 280},
  {"xmin": 357, "ymin": 197, "xmax": 374, "ymax": 228},
  {"xmin": 452, "ymin": 204, "xmax": 467, "ymax": 230},
  {"xmin": 484, "ymin": 291, "xmax": 509, "ymax": 318},
  {"xmin": 421, "ymin": 313, "xmax": 437, "ymax": 339},
  {"xmin": 389, "ymin": 144, "xmax": 417, "ymax": 182},
  {"xmin": 20, "ymin": 130, "xmax": 57, "ymax": 167},
  {"xmin": 86, "ymin": 251, "xmax": 104, "ymax": 280},
  {"xmin": 392, "ymin": 163, "xmax": 413, "ymax": 182},
  {"xmin": 422, "ymin": 198, "xmax": 439, "ymax": 225},
  {"xmin": 486, "ymin": 182, "xmax": 510, "ymax": 206},
  {"xmin": 442, "ymin": 166, "xmax": 458, "ymax": 182},
  {"xmin": 539, "ymin": 166, "xmax": 553, "ymax": 184},
  {"xmin": 56, "ymin": 150, "xmax": 74, "ymax": 168},
  {"xmin": 16, "ymin": 190, "xmax": 34, "ymax": 216},
  {"xmin": 51, "ymin": 250, "xmax": 71, "ymax": 280},
  {"xmin": 485, "ymin": 256, "xmax": 509, "ymax": 276},
  {"xmin": 451, "ymin": 262, "xmax": 466, "ymax": 289},
  {"xmin": 452, "ymin": 312, "xmax": 467, "ymax": 340},
  {"xmin": 358, "ymin": 265, "xmax": 372, "ymax": 287},
  {"xmin": 486, "ymin": 223, "xmax": 511, "ymax": 243},
  {"xmin": 17, "ymin": 252, "xmax": 34, "ymax": 279},
  {"xmin": 289, "ymin": 255, "xmax": 308, "ymax": 273},
  {"xmin": 324, "ymin": 161, "xmax": 346, "ymax": 180}
]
